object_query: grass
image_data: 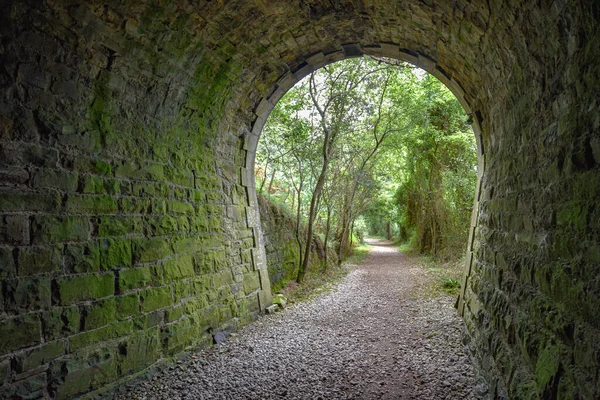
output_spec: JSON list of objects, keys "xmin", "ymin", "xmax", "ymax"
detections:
[
  {"xmin": 397, "ymin": 241, "xmax": 466, "ymax": 297},
  {"xmin": 344, "ymin": 242, "xmax": 371, "ymax": 265}
]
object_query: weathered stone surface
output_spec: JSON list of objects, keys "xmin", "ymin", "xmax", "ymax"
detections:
[
  {"xmin": 55, "ymin": 273, "xmax": 114, "ymax": 305},
  {"xmin": 0, "ymin": 1, "xmax": 598, "ymax": 398},
  {"xmin": 0, "ymin": 314, "xmax": 41, "ymax": 353}
]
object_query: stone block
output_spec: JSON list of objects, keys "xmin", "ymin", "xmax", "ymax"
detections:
[
  {"xmin": 117, "ymin": 294, "xmax": 139, "ymax": 319},
  {"xmin": 140, "ymin": 286, "xmax": 172, "ymax": 312},
  {"xmin": 167, "ymin": 200, "xmax": 195, "ymax": 215},
  {"xmin": 4, "ymin": 276, "xmax": 51, "ymax": 312},
  {"xmin": 151, "ymin": 199, "xmax": 167, "ymax": 214},
  {"xmin": 5, "ymin": 215, "xmax": 30, "ymax": 245},
  {"xmin": 161, "ymin": 255, "xmax": 194, "ymax": 282},
  {"xmin": 119, "ymin": 197, "xmax": 151, "ymax": 213},
  {"xmin": 17, "ymin": 340, "xmax": 66, "ymax": 372},
  {"xmin": 242, "ymin": 272, "xmax": 260, "ymax": 294},
  {"xmin": 64, "ymin": 242, "xmax": 100, "ymax": 273},
  {"xmin": 132, "ymin": 237, "xmax": 171, "ymax": 263},
  {"xmin": 80, "ymin": 175, "xmax": 105, "ymax": 194},
  {"xmin": 132, "ymin": 310, "xmax": 164, "ymax": 330},
  {"xmin": 32, "ymin": 216, "xmax": 89, "ymax": 243},
  {"xmin": 97, "ymin": 216, "xmax": 138, "ymax": 237},
  {"xmin": 146, "ymin": 215, "xmax": 179, "ymax": 235},
  {"xmin": 119, "ymin": 265, "xmax": 162, "ymax": 291},
  {"xmin": 160, "ymin": 318, "xmax": 201, "ymax": 356},
  {"xmin": 31, "ymin": 169, "xmax": 78, "ymax": 192},
  {"xmin": 0, "ymin": 191, "xmax": 60, "ymax": 213},
  {"xmin": 65, "ymin": 195, "xmax": 118, "ymax": 214},
  {"xmin": 0, "ymin": 359, "xmax": 9, "ymax": 386},
  {"xmin": 0, "ymin": 247, "xmax": 16, "ymax": 279},
  {"xmin": 68, "ymin": 320, "xmax": 133, "ymax": 352},
  {"xmin": 165, "ymin": 305, "xmax": 183, "ymax": 323},
  {"xmin": 100, "ymin": 238, "xmax": 132, "ymax": 269},
  {"xmin": 51, "ymin": 347, "xmax": 118, "ymax": 399},
  {"xmin": 171, "ymin": 236, "xmax": 199, "ymax": 254},
  {"xmin": 18, "ymin": 246, "xmax": 63, "ymax": 276},
  {"xmin": 1, "ymin": 372, "xmax": 47, "ymax": 399},
  {"xmin": 18, "ymin": 64, "xmax": 50, "ymax": 88},
  {"xmin": 132, "ymin": 182, "xmax": 157, "ymax": 197},
  {"xmin": 118, "ymin": 329, "xmax": 162, "ymax": 376},
  {"xmin": 173, "ymin": 281, "xmax": 191, "ymax": 302},
  {"xmin": 0, "ymin": 168, "xmax": 29, "ymax": 185},
  {"xmin": 56, "ymin": 273, "xmax": 114, "ymax": 305},
  {"xmin": 83, "ymin": 298, "xmax": 117, "ymax": 331},
  {"xmin": 0, "ymin": 314, "xmax": 41, "ymax": 354},
  {"xmin": 42, "ymin": 306, "xmax": 80, "ymax": 341}
]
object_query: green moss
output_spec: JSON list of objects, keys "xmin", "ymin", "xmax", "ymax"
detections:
[
  {"xmin": 100, "ymin": 238, "xmax": 132, "ymax": 269},
  {"xmin": 162, "ymin": 255, "xmax": 194, "ymax": 282},
  {"xmin": 84, "ymin": 298, "xmax": 117, "ymax": 330},
  {"xmin": 117, "ymin": 294, "xmax": 139, "ymax": 319},
  {"xmin": 118, "ymin": 329, "xmax": 162, "ymax": 375},
  {"xmin": 0, "ymin": 314, "xmax": 41, "ymax": 353},
  {"xmin": 56, "ymin": 273, "xmax": 114, "ymax": 305},
  {"xmin": 132, "ymin": 237, "xmax": 171, "ymax": 263},
  {"xmin": 119, "ymin": 265, "xmax": 161, "ymax": 291},
  {"xmin": 32, "ymin": 216, "xmax": 89, "ymax": 243},
  {"xmin": 68, "ymin": 320, "xmax": 132, "ymax": 352},
  {"xmin": 140, "ymin": 286, "xmax": 172, "ymax": 312},
  {"xmin": 42, "ymin": 306, "xmax": 80, "ymax": 341},
  {"xmin": 535, "ymin": 344, "xmax": 561, "ymax": 391},
  {"xmin": 18, "ymin": 245, "xmax": 63, "ymax": 276},
  {"xmin": 19, "ymin": 341, "xmax": 66, "ymax": 372},
  {"xmin": 65, "ymin": 195, "xmax": 118, "ymax": 214}
]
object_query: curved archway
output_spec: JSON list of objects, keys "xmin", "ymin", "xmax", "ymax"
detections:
[{"xmin": 244, "ymin": 42, "xmax": 485, "ymax": 315}]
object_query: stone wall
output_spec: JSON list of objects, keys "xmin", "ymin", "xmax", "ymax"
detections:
[
  {"xmin": 0, "ymin": 2, "xmax": 270, "ymax": 398},
  {"xmin": 0, "ymin": 1, "xmax": 598, "ymax": 399},
  {"xmin": 258, "ymin": 195, "xmax": 335, "ymax": 291}
]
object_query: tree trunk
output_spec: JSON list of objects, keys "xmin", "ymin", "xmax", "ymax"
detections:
[
  {"xmin": 267, "ymin": 168, "xmax": 276, "ymax": 194},
  {"xmin": 297, "ymin": 157, "xmax": 329, "ymax": 283},
  {"xmin": 323, "ymin": 204, "xmax": 332, "ymax": 273}
]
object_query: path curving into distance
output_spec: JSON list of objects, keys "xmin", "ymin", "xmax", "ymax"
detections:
[{"xmin": 120, "ymin": 239, "xmax": 478, "ymax": 399}]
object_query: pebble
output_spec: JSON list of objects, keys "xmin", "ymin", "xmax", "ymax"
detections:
[{"xmin": 117, "ymin": 240, "xmax": 478, "ymax": 399}]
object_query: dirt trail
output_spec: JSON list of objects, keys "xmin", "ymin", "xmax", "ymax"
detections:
[{"xmin": 120, "ymin": 239, "xmax": 477, "ymax": 399}]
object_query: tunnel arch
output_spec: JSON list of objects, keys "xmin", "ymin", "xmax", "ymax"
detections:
[
  {"xmin": 0, "ymin": 1, "xmax": 598, "ymax": 398},
  {"xmin": 244, "ymin": 44, "xmax": 486, "ymax": 322}
]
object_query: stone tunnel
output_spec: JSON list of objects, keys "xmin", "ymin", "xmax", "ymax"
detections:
[{"xmin": 0, "ymin": 1, "xmax": 598, "ymax": 398}]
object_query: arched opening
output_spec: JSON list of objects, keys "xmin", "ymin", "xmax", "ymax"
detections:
[
  {"xmin": 245, "ymin": 43, "xmax": 484, "ymax": 315},
  {"xmin": 252, "ymin": 53, "xmax": 480, "ymax": 291}
]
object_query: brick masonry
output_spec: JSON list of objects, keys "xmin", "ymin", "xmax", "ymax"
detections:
[{"xmin": 0, "ymin": 1, "xmax": 598, "ymax": 398}]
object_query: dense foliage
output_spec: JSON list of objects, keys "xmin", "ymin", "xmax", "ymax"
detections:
[{"xmin": 256, "ymin": 57, "xmax": 477, "ymax": 281}]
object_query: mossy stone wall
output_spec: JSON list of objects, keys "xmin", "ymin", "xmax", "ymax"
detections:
[
  {"xmin": 0, "ymin": 2, "xmax": 270, "ymax": 398},
  {"xmin": 0, "ymin": 1, "xmax": 599, "ymax": 399},
  {"xmin": 258, "ymin": 195, "xmax": 335, "ymax": 292}
]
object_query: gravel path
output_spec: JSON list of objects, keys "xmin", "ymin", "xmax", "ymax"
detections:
[{"xmin": 119, "ymin": 239, "xmax": 477, "ymax": 399}]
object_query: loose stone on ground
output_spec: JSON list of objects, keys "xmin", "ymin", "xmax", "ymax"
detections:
[{"xmin": 119, "ymin": 239, "xmax": 476, "ymax": 399}]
